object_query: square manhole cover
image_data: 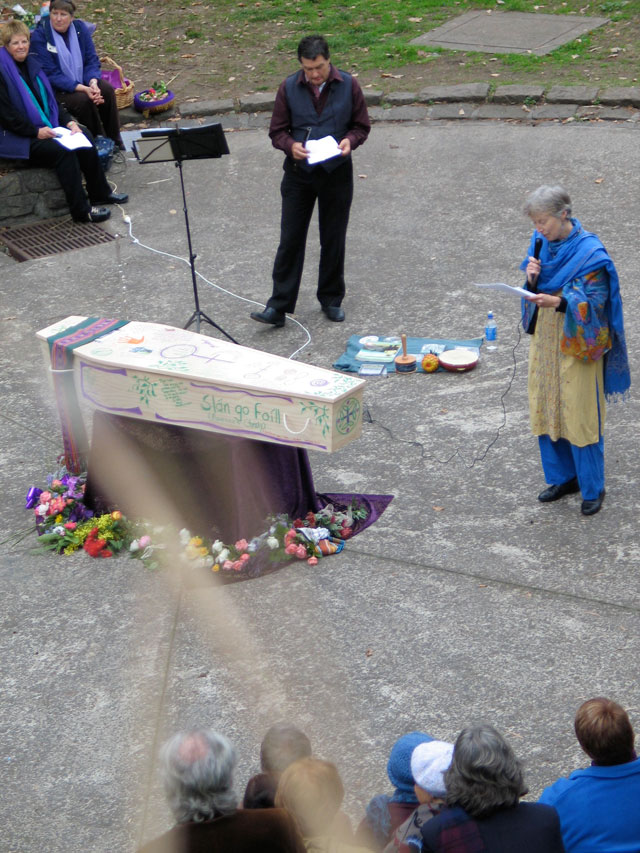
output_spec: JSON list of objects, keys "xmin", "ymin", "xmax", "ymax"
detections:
[
  {"xmin": 0, "ymin": 216, "xmax": 117, "ymax": 262},
  {"xmin": 410, "ymin": 11, "xmax": 609, "ymax": 56}
]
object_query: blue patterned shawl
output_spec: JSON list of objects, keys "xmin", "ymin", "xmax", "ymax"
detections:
[{"xmin": 520, "ymin": 218, "xmax": 630, "ymax": 401}]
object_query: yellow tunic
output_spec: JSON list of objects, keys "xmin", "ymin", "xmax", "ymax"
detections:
[{"xmin": 528, "ymin": 295, "xmax": 605, "ymax": 447}]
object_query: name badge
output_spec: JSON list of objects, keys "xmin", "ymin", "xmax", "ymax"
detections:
[{"xmin": 47, "ymin": 43, "xmax": 58, "ymax": 53}]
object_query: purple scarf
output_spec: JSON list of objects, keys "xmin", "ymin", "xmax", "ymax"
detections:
[
  {"xmin": 51, "ymin": 22, "xmax": 84, "ymax": 83},
  {"xmin": 0, "ymin": 47, "xmax": 59, "ymax": 128}
]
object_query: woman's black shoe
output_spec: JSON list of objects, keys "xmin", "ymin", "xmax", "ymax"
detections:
[
  {"xmin": 538, "ymin": 477, "xmax": 580, "ymax": 502},
  {"xmin": 581, "ymin": 490, "xmax": 605, "ymax": 516}
]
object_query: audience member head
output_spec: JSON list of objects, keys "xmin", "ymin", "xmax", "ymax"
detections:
[
  {"xmin": 260, "ymin": 722, "xmax": 312, "ymax": 776},
  {"xmin": 387, "ymin": 731, "xmax": 434, "ymax": 801},
  {"xmin": 444, "ymin": 724, "xmax": 527, "ymax": 819},
  {"xmin": 574, "ymin": 697, "xmax": 636, "ymax": 766},
  {"xmin": 275, "ymin": 757, "xmax": 344, "ymax": 838},
  {"xmin": 411, "ymin": 740, "xmax": 454, "ymax": 803},
  {"xmin": 243, "ymin": 772, "xmax": 278, "ymax": 809},
  {"xmin": 160, "ymin": 729, "xmax": 238, "ymax": 824},
  {"xmin": 1, "ymin": 18, "xmax": 30, "ymax": 46}
]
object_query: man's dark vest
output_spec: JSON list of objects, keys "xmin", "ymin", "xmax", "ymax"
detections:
[{"xmin": 284, "ymin": 68, "xmax": 353, "ymax": 173}]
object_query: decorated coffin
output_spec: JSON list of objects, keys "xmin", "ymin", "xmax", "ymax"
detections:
[{"xmin": 37, "ymin": 317, "xmax": 365, "ymax": 463}]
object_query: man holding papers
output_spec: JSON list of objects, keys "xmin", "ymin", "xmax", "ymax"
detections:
[
  {"xmin": 0, "ymin": 19, "xmax": 127, "ymax": 223},
  {"xmin": 251, "ymin": 35, "xmax": 370, "ymax": 328}
]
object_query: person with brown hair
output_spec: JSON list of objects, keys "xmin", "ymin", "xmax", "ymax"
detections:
[
  {"xmin": 539, "ymin": 697, "xmax": 640, "ymax": 852},
  {"xmin": 276, "ymin": 757, "xmax": 370, "ymax": 853}
]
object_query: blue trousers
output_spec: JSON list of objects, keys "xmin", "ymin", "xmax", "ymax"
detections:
[{"xmin": 538, "ymin": 435, "xmax": 604, "ymax": 500}]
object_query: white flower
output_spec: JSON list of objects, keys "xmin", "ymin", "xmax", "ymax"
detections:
[
  {"xmin": 218, "ymin": 548, "xmax": 230, "ymax": 562},
  {"xmin": 203, "ymin": 555, "xmax": 214, "ymax": 567},
  {"xmin": 53, "ymin": 525, "xmax": 66, "ymax": 536},
  {"xmin": 129, "ymin": 540, "xmax": 140, "ymax": 552},
  {"xmin": 178, "ymin": 528, "xmax": 191, "ymax": 545},
  {"xmin": 211, "ymin": 539, "xmax": 224, "ymax": 555},
  {"xmin": 36, "ymin": 504, "xmax": 49, "ymax": 516},
  {"xmin": 266, "ymin": 536, "xmax": 279, "ymax": 550}
]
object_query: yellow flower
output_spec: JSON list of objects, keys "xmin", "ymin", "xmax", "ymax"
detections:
[
  {"xmin": 111, "ymin": 510, "xmax": 123, "ymax": 521},
  {"xmin": 185, "ymin": 544, "xmax": 200, "ymax": 559},
  {"xmin": 212, "ymin": 564, "xmax": 220, "ymax": 572},
  {"xmin": 55, "ymin": 514, "xmax": 63, "ymax": 523},
  {"xmin": 199, "ymin": 546, "xmax": 209, "ymax": 556},
  {"xmin": 190, "ymin": 536, "xmax": 203, "ymax": 547}
]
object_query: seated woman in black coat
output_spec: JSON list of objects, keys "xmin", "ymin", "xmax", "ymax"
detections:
[
  {"xmin": 0, "ymin": 19, "xmax": 126, "ymax": 222},
  {"xmin": 420, "ymin": 725, "xmax": 566, "ymax": 853}
]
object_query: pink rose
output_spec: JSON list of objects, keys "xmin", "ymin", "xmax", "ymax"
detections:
[
  {"xmin": 64, "ymin": 522, "xmax": 77, "ymax": 530},
  {"xmin": 240, "ymin": 553, "xmax": 250, "ymax": 562},
  {"xmin": 285, "ymin": 544, "xmax": 298, "ymax": 555},
  {"xmin": 295, "ymin": 545, "xmax": 307, "ymax": 559},
  {"xmin": 232, "ymin": 560, "xmax": 244, "ymax": 571},
  {"xmin": 307, "ymin": 556, "xmax": 318, "ymax": 566},
  {"xmin": 40, "ymin": 491, "xmax": 51, "ymax": 503},
  {"xmin": 234, "ymin": 538, "xmax": 249, "ymax": 552},
  {"xmin": 139, "ymin": 535, "xmax": 151, "ymax": 548},
  {"xmin": 222, "ymin": 560, "xmax": 234, "ymax": 571}
]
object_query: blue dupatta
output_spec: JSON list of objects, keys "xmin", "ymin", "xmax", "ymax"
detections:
[
  {"xmin": 519, "ymin": 218, "xmax": 630, "ymax": 401},
  {"xmin": 0, "ymin": 47, "xmax": 59, "ymax": 128}
]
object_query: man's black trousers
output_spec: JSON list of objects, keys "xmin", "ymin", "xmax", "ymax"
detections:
[{"xmin": 268, "ymin": 156, "xmax": 353, "ymax": 315}]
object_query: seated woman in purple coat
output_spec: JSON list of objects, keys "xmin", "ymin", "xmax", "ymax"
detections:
[
  {"xmin": 30, "ymin": 0, "xmax": 123, "ymax": 148},
  {"xmin": 0, "ymin": 19, "xmax": 127, "ymax": 222}
]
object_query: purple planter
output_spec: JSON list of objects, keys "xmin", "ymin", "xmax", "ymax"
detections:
[{"xmin": 133, "ymin": 90, "xmax": 175, "ymax": 114}]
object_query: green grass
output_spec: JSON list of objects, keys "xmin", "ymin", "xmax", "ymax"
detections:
[{"xmin": 61, "ymin": 0, "xmax": 640, "ymax": 99}]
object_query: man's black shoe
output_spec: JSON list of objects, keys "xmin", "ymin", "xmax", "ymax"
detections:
[
  {"xmin": 95, "ymin": 192, "xmax": 129, "ymax": 205},
  {"xmin": 322, "ymin": 305, "xmax": 345, "ymax": 322},
  {"xmin": 538, "ymin": 477, "xmax": 580, "ymax": 503},
  {"xmin": 581, "ymin": 489, "xmax": 605, "ymax": 516},
  {"xmin": 250, "ymin": 308, "xmax": 285, "ymax": 328}
]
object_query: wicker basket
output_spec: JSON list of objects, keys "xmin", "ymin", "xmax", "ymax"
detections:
[{"xmin": 100, "ymin": 55, "xmax": 134, "ymax": 109}]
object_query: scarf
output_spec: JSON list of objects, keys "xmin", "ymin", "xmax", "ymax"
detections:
[
  {"xmin": 0, "ymin": 47, "xmax": 59, "ymax": 128},
  {"xmin": 520, "ymin": 217, "xmax": 631, "ymax": 401},
  {"xmin": 50, "ymin": 21, "xmax": 84, "ymax": 83},
  {"xmin": 429, "ymin": 806, "xmax": 486, "ymax": 853}
]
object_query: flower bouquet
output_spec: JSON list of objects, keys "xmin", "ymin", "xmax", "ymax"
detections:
[
  {"xmin": 134, "ymin": 81, "xmax": 175, "ymax": 116},
  {"xmin": 24, "ymin": 465, "xmax": 369, "ymax": 581}
]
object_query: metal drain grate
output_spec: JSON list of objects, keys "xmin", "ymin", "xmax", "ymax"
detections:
[{"xmin": 0, "ymin": 216, "xmax": 117, "ymax": 262}]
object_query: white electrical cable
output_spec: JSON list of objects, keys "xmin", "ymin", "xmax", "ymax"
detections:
[{"xmin": 118, "ymin": 208, "xmax": 312, "ymax": 360}]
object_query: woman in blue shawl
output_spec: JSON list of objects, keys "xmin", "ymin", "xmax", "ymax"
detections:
[
  {"xmin": 30, "ymin": 0, "xmax": 123, "ymax": 149},
  {"xmin": 0, "ymin": 19, "xmax": 126, "ymax": 222},
  {"xmin": 520, "ymin": 185, "xmax": 630, "ymax": 517}
]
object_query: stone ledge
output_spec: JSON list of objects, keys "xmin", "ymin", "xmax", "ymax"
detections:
[
  {"xmin": 418, "ymin": 83, "xmax": 490, "ymax": 103},
  {"xmin": 546, "ymin": 85, "xmax": 599, "ymax": 105},
  {"xmin": 492, "ymin": 85, "xmax": 545, "ymax": 104},
  {"xmin": 597, "ymin": 87, "xmax": 640, "ymax": 108},
  {"xmin": 0, "ymin": 162, "xmax": 68, "ymax": 225}
]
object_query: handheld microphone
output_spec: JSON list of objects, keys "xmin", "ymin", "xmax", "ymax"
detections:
[{"xmin": 534, "ymin": 237, "xmax": 542, "ymax": 259}]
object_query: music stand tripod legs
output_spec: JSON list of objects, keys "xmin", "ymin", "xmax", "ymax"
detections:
[{"xmin": 175, "ymin": 158, "xmax": 237, "ymax": 342}]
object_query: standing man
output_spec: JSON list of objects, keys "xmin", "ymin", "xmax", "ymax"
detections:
[{"xmin": 251, "ymin": 35, "xmax": 370, "ymax": 328}]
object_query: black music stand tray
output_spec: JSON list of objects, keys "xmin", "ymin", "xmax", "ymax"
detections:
[{"xmin": 133, "ymin": 123, "xmax": 237, "ymax": 342}]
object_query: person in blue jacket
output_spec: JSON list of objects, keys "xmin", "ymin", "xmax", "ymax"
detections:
[
  {"xmin": 539, "ymin": 697, "xmax": 640, "ymax": 853},
  {"xmin": 30, "ymin": 0, "xmax": 123, "ymax": 148}
]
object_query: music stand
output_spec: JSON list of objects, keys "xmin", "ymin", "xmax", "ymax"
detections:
[{"xmin": 133, "ymin": 124, "xmax": 237, "ymax": 342}]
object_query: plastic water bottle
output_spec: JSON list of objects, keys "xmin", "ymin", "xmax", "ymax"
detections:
[{"xmin": 485, "ymin": 311, "xmax": 497, "ymax": 351}]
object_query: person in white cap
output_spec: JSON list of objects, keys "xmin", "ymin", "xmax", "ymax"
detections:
[{"xmin": 383, "ymin": 740, "xmax": 454, "ymax": 853}]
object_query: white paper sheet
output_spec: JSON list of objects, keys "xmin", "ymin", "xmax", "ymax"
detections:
[
  {"xmin": 306, "ymin": 135, "xmax": 342, "ymax": 165},
  {"xmin": 52, "ymin": 127, "xmax": 93, "ymax": 150},
  {"xmin": 473, "ymin": 282, "xmax": 536, "ymax": 301}
]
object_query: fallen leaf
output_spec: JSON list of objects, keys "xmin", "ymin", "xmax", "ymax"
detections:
[
  {"xmin": 228, "ymin": 76, "xmax": 236, "ymax": 81},
  {"xmin": 380, "ymin": 73, "xmax": 403, "ymax": 79},
  {"xmin": 458, "ymin": 108, "xmax": 465, "ymax": 115},
  {"xmin": 432, "ymin": 505, "xmax": 444, "ymax": 512},
  {"xmin": 365, "ymin": 648, "xmax": 373, "ymax": 657},
  {"xmin": 169, "ymin": 209, "xmax": 177, "ymax": 215},
  {"xmin": 408, "ymin": 16, "xmax": 423, "ymax": 21},
  {"xmin": 358, "ymin": 174, "xmax": 368, "ymax": 179},
  {"xmin": 181, "ymin": 53, "xmax": 196, "ymax": 58},
  {"xmin": 594, "ymin": 177, "xmax": 604, "ymax": 183}
]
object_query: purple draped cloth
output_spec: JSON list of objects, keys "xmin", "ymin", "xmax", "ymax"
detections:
[{"xmin": 84, "ymin": 412, "xmax": 392, "ymax": 550}]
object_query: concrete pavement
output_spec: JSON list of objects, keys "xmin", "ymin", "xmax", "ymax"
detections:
[{"xmin": 1, "ymin": 117, "xmax": 639, "ymax": 851}]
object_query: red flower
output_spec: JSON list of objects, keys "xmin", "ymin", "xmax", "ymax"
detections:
[
  {"xmin": 305, "ymin": 511, "xmax": 317, "ymax": 527},
  {"xmin": 83, "ymin": 527, "xmax": 112, "ymax": 558},
  {"xmin": 293, "ymin": 519, "xmax": 304, "ymax": 528}
]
